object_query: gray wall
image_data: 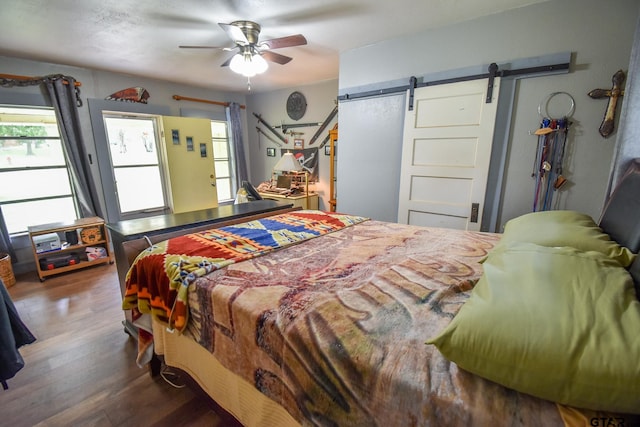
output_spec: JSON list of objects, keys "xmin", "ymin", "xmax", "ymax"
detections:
[
  {"xmin": 245, "ymin": 80, "xmax": 339, "ymax": 211},
  {"xmin": 337, "ymin": 0, "xmax": 640, "ymax": 229}
]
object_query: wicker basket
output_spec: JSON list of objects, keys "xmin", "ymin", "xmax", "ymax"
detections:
[{"xmin": 0, "ymin": 252, "xmax": 16, "ymax": 288}]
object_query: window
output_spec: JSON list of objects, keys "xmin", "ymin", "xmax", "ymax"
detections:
[
  {"xmin": 211, "ymin": 120, "xmax": 235, "ymax": 202},
  {"xmin": 102, "ymin": 113, "xmax": 168, "ymax": 216},
  {"xmin": 0, "ymin": 106, "xmax": 78, "ymax": 234}
]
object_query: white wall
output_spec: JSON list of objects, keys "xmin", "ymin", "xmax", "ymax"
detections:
[
  {"xmin": 338, "ymin": 0, "xmax": 640, "ymax": 229},
  {"xmin": 245, "ymin": 79, "xmax": 339, "ymax": 211}
]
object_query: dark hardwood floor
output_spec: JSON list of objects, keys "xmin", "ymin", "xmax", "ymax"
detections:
[{"xmin": 1, "ymin": 263, "xmax": 229, "ymax": 426}]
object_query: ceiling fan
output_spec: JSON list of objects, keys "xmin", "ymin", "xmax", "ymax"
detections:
[{"xmin": 179, "ymin": 21, "xmax": 307, "ymax": 77}]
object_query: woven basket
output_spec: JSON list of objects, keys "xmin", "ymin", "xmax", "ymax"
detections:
[{"xmin": 0, "ymin": 252, "xmax": 16, "ymax": 288}]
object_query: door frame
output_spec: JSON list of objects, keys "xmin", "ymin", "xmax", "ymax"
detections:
[{"xmin": 87, "ymin": 99, "xmax": 170, "ymax": 223}]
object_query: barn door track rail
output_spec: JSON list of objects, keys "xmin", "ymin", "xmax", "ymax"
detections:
[{"xmin": 337, "ymin": 60, "xmax": 571, "ymax": 111}]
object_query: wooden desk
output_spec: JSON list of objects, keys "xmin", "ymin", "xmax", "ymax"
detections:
[
  {"xmin": 258, "ymin": 192, "xmax": 319, "ymax": 210},
  {"xmin": 107, "ymin": 200, "xmax": 297, "ymax": 336}
]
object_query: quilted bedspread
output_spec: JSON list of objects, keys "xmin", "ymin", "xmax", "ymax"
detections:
[
  {"xmin": 185, "ymin": 219, "xmax": 571, "ymax": 426},
  {"xmin": 123, "ymin": 210, "xmax": 367, "ymax": 332}
]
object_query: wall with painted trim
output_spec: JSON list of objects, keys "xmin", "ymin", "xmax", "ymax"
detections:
[{"xmin": 338, "ymin": 0, "xmax": 639, "ymax": 229}]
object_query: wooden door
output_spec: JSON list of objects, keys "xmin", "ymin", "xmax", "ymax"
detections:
[
  {"xmin": 161, "ymin": 116, "xmax": 218, "ymax": 213},
  {"xmin": 397, "ymin": 78, "xmax": 500, "ymax": 231}
]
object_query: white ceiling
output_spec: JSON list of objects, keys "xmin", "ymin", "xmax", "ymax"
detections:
[{"xmin": 0, "ymin": 0, "xmax": 549, "ymax": 93}]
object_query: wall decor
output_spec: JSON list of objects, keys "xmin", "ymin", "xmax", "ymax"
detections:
[
  {"xmin": 105, "ymin": 86, "xmax": 150, "ymax": 104},
  {"xmin": 186, "ymin": 136, "xmax": 194, "ymax": 151},
  {"xmin": 172, "ymin": 129, "xmax": 180, "ymax": 145},
  {"xmin": 282, "ymin": 148, "xmax": 319, "ymax": 182},
  {"xmin": 286, "ymin": 91, "xmax": 307, "ymax": 120},
  {"xmin": 267, "ymin": 147, "xmax": 276, "ymax": 157},
  {"xmin": 325, "ymin": 145, "xmax": 331, "ymax": 156},
  {"xmin": 200, "ymin": 143, "xmax": 207, "ymax": 157},
  {"xmin": 293, "ymin": 138, "xmax": 304, "ymax": 149},
  {"xmin": 588, "ymin": 69, "xmax": 625, "ymax": 138}
]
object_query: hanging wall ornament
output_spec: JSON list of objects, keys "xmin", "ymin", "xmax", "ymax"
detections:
[
  {"xmin": 588, "ymin": 70, "xmax": 625, "ymax": 138},
  {"xmin": 531, "ymin": 92, "xmax": 574, "ymax": 212},
  {"xmin": 286, "ymin": 91, "xmax": 307, "ymax": 121}
]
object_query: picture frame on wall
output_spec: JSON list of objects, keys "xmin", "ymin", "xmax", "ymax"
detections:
[
  {"xmin": 324, "ymin": 145, "xmax": 331, "ymax": 156},
  {"xmin": 267, "ymin": 147, "xmax": 276, "ymax": 157},
  {"xmin": 172, "ymin": 129, "xmax": 180, "ymax": 145},
  {"xmin": 293, "ymin": 138, "xmax": 304, "ymax": 149},
  {"xmin": 200, "ymin": 143, "xmax": 207, "ymax": 157},
  {"xmin": 186, "ymin": 136, "xmax": 194, "ymax": 151}
]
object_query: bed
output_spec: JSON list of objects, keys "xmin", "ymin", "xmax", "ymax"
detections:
[{"xmin": 123, "ymin": 159, "xmax": 640, "ymax": 427}]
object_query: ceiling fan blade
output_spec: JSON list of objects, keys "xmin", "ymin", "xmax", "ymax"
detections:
[
  {"xmin": 261, "ymin": 50, "xmax": 293, "ymax": 65},
  {"xmin": 260, "ymin": 34, "xmax": 307, "ymax": 50},
  {"xmin": 219, "ymin": 22, "xmax": 249, "ymax": 45},
  {"xmin": 220, "ymin": 56, "xmax": 234, "ymax": 67}
]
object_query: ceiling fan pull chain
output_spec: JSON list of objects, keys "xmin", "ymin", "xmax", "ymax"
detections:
[{"xmin": 247, "ymin": 76, "xmax": 251, "ymax": 91}]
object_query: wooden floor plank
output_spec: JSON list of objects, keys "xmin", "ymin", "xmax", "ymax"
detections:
[{"xmin": 0, "ymin": 264, "xmax": 223, "ymax": 426}]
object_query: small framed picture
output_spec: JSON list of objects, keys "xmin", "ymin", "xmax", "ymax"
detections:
[
  {"xmin": 199, "ymin": 143, "xmax": 207, "ymax": 157},
  {"xmin": 293, "ymin": 138, "xmax": 304, "ymax": 149},
  {"xmin": 172, "ymin": 129, "xmax": 180, "ymax": 145},
  {"xmin": 186, "ymin": 136, "xmax": 194, "ymax": 151},
  {"xmin": 324, "ymin": 145, "xmax": 331, "ymax": 156},
  {"xmin": 266, "ymin": 147, "xmax": 276, "ymax": 157}
]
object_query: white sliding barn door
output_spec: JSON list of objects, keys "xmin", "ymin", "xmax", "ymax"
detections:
[{"xmin": 397, "ymin": 78, "xmax": 500, "ymax": 231}]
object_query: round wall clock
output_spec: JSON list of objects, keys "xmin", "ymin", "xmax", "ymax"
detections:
[{"xmin": 286, "ymin": 91, "xmax": 307, "ymax": 121}]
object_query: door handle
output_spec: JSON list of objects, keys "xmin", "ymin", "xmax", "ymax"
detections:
[{"xmin": 470, "ymin": 203, "xmax": 479, "ymax": 223}]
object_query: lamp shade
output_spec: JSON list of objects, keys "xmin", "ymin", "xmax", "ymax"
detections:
[
  {"xmin": 229, "ymin": 52, "xmax": 268, "ymax": 77},
  {"xmin": 273, "ymin": 152, "xmax": 302, "ymax": 172}
]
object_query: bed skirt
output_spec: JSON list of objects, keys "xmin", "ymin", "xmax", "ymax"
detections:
[{"xmin": 152, "ymin": 317, "xmax": 300, "ymax": 427}]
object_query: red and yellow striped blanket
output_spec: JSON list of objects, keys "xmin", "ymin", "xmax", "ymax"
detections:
[{"xmin": 122, "ymin": 210, "xmax": 367, "ymax": 332}]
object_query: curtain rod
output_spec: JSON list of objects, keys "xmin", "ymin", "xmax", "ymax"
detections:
[
  {"xmin": 172, "ymin": 95, "xmax": 246, "ymax": 109},
  {"xmin": 0, "ymin": 73, "xmax": 82, "ymax": 87}
]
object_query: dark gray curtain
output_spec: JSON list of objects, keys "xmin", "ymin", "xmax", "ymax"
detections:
[
  {"xmin": 44, "ymin": 76, "xmax": 102, "ymax": 218},
  {"xmin": 0, "ymin": 210, "xmax": 15, "ymax": 260},
  {"xmin": 226, "ymin": 102, "xmax": 248, "ymax": 189}
]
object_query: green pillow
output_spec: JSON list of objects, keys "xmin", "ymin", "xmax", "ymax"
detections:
[
  {"xmin": 427, "ymin": 243, "xmax": 640, "ymax": 414},
  {"xmin": 495, "ymin": 210, "xmax": 635, "ymax": 267}
]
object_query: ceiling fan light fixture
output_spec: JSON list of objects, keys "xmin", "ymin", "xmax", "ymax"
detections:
[{"xmin": 229, "ymin": 51, "xmax": 268, "ymax": 77}]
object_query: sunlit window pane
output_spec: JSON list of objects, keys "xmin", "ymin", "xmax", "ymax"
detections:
[
  {"xmin": 217, "ymin": 177, "xmax": 232, "ymax": 201},
  {"xmin": 0, "ymin": 139, "xmax": 65, "ymax": 169},
  {"xmin": 211, "ymin": 122, "xmax": 227, "ymax": 138},
  {"xmin": 114, "ymin": 166, "xmax": 165, "ymax": 213},
  {"xmin": 104, "ymin": 117, "xmax": 158, "ymax": 167},
  {"xmin": 2, "ymin": 198, "xmax": 77, "ymax": 234},
  {"xmin": 0, "ymin": 169, "xmax": 71, "ymax": 202},
  {"xmin": 212, "ymin": 139, "xmax": 228, "ymax": 158},
  {"xmin": 214, "ymin": 160, "xmax": 229, "ymax": 177}
]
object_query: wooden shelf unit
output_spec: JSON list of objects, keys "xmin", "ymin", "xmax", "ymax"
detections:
[{"xmin": 28, "ymin": 216, "xmax": 114, "ymax": 281}]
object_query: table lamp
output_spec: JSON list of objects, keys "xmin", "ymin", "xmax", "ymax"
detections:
[{"xmin": 273, "ymin": 151, "xmax": 309, "ymax": 207}]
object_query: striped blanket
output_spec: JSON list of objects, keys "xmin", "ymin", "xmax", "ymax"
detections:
[{"xmin": 122, "ymin": 210, "xmax": 367, "ymax": 333}]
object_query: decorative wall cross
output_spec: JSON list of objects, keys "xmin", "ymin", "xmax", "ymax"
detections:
[{"xmin": 588, "ymin": 70, "xmax": 625, "ymax": 138}]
